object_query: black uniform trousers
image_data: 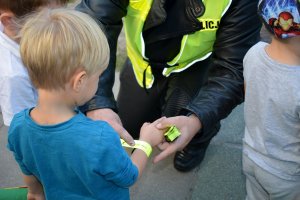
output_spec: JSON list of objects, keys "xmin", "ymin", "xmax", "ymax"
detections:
[{"xmin": 117, "ymin": 58, "xmax": 220, "ymax": 149}]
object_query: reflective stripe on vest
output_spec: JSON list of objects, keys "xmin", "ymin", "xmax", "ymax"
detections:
[{"xmin": 124, "ymin": 0, "xmax": 232, "ymax": 88}]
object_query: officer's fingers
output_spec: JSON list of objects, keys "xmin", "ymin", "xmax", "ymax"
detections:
[
  {"xmin": 141, "ymin": 122, "xmax": 150, "ymax": 127},
  {"xmin": 114, "ymin": 124, "xmax": 135, "ymax": 146},
  {"xmin": 122, "ymin": 131, "xmax": 135, "ymax": 146},
  {"xmin": 153, "ymin": 143, "xmax": 178, "ymax": 163},
  {"xmin": 157, "ymin": 142, "xmax": 170, "ymax": 151}
]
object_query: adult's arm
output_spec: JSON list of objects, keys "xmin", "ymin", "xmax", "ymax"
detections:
[
  {"xmin": 76, "ymin": 1, "xmax": 135, "ymax": 144},
  {"xmin": 154, "ymin": 0, "xmax": 261, "ymax": 163},
  {"xmin": 76, "ymin": 0, "xmax": 128, "ymax": 113},
  {"xmin": 185, "ymin": 0, "xmax": 261, "ymax": 133}
]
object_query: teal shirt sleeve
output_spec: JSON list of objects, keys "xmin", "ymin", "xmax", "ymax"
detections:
[
  {"xmin": 7, "ymin": 122, "xmax": 33, "ymax": 176},
  {"xmin": 91, "ymin": 122, "xmax": 138, "ymax": 188}
]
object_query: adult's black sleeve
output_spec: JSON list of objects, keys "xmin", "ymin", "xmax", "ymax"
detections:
[
  {"xmin": 185, "ymin": 0, "xmax": 261, "ymax": 133},
  {"xmin": 76, "ymin": 0, "xmax": 129, "ymax": 113}
]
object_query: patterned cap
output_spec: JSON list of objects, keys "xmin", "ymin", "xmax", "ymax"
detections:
[{"xmin": 258, "ymin": 0, "xmax": 300, "ymax": 39}]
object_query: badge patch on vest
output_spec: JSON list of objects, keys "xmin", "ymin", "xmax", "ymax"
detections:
[{"xmin": 199, "ymin": 19, "xmax": 220, "ymax": 31}]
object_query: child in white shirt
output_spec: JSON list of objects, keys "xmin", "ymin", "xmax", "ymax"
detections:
[{"xmin": 0, "ymin": 0, "xmax": 68, "ymax": 126}]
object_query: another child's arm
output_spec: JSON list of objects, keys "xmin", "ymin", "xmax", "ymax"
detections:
[
  {"xmin": 130, "ymin": 119, "xmax": 166, "ymax": 178},
  {"xmin": 1, "ymin": 76, "xmax": 36, "ymax": 126},
  {"xmin": 22, "ymin": 174, "xmax": 45, "ymax": 200}
]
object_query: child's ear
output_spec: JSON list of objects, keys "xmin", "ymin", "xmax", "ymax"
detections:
[
  {"xmin": 72, "ymin": 70, "xmax": 87, "ymax": 92},
  {"xmin": 0, "ymin": 11, "xmax": 15, "ymax": 28}
]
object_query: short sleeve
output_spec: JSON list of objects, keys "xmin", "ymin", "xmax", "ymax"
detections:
[
  {"xmin": 7, "ymin": 130, "xmax": 33, "ymax": 175},
  {"xmin": 92, "ymin": 123, "xmax": 138, "ymax": 188}
]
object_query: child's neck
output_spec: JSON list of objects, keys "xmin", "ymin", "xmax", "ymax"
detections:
[
  {"xmin": 266, "ymin": 37, "xmax": 300, "ymax": 66},
  {"xmin": 3, "ymin": 28, "xmax": 17, "ymax": 42},
  {"xmin": 31, "ymin": 89, "xmax": 77, "ymax": 125}
]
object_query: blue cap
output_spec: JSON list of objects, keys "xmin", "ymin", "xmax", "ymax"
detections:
[{"xmin": 258, "ymin": 0, "xmax": 300, "ymax": 39}]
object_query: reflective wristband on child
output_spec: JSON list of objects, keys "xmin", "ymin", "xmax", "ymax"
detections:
[
  {"xmin": 120, "ymin": 139, "xmax": 152, "ymax": 157},
  {"xmin": 164, "ymin": 126, "xmax": 181, "ymax": 142}
]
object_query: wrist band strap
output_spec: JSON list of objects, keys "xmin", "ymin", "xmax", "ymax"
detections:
[{"xmin": 120, "ymin": 139, "xmax": 152, "ymax": 157}]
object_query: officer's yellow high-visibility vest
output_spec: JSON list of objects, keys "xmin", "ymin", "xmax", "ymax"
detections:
[{"xmin": 124, "ymin": 0, "xmax": 232, "ymax": 88}]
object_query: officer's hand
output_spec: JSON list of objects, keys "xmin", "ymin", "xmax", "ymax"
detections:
[
  {"xmin": 153, "ymin": 114, "xmax": 202, "ymax": 163},
  {"xmin": 87, "ymin": 108, "xmax": 135, "ymax": 146}
]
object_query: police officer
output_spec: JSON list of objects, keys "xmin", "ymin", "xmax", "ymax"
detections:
[{"xmin": 77, "ymin": 0, "xmax": 261, "ymax": 172}]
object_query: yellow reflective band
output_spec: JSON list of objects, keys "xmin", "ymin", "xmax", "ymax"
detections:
[
  {"xmin": 164, "ymin": 126, "xmax": 181, "ymax": 142},
  {"xmin": 121, "ymin": 139, "xmax": 152, "ymax": 157}
]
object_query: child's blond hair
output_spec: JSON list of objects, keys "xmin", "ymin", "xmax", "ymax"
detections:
[{"xmin": 20, "ymin": 8, "xmax": 109, "ymax": 90}]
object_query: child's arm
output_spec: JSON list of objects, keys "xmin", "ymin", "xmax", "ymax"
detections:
[
  {"xmin": 22, "ymin": 174, "xmax": 45, "ymax": 200},
  {"xmin": 130, "ymin": 146, "xmax": 149, "ymax": 178},
  {"xmin": 130, "ymin": 118, "xmax": 166, "ymax": 178}
]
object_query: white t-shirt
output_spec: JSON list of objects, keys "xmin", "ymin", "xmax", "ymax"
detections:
[{"xmin": 0, "ymin": 23, "xmax": 37, "ymax": 126}]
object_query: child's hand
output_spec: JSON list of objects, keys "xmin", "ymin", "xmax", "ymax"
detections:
[
  {"xmin": 23, "ymin": 174, "xmax": 45, "ymax": 200},
  {"xmin": 27, "ymin": 192, "xmax": 45, "ymax": 200},
  {"xmin": 139, "ymin": 117, "xmax": 166, "ymax": 147}
]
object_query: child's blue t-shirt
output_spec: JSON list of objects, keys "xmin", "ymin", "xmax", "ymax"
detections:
[{"xmin": 7, "ymin": 109, "xmax": 138, "ymax": 200}]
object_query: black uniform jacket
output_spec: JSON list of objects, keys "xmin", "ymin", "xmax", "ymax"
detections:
[{"xmin": 77, "ymin": 0, "xmax": 261, "ymax": 132}]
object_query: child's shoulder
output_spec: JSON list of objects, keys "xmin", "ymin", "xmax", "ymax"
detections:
[
  {"xmin": 11, "ymin": 109, "xmax": 28, "ymax": 122},
  {"xmin": 77, "ymin": 114, "xmax": 111, "ymax": 129},
  {"xmin": 76, "ymin": 114, "xmax": 118, "ymax": 137},
  {"xmin": 244, "ymin": 41, "xmax": 268, "ymax": 61},
  {"xmin": 248, "ymin": 41, "xmax": 268, "ymax": 54},
  {"xmin": 74, "ymin": 114, "xmax": 121, "ymax": 146},
  {"xmin": 9, "ymin": 109, "xmax": 30, "ymax": 132}
]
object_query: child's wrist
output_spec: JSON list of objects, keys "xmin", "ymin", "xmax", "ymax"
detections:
[
  {"xmin": 139, "ymin": 136, "xmax": 155, "ymax": 147},
  {"xmin": 135, "ymin": 140, "xmax": 152, "ymax": 157},
  {"xmin": 121, "ymin": 139, "xmax": 152, "ymax": 157}
]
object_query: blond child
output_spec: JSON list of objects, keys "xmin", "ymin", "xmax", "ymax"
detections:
[
  {"xmin": 243, "ymin": 0, "xmax": 300, "ymax": 199},
  {"xmin": 7, "ymin": 8, "xmax": 165, "ymax": 200},
  {"xmin": 0, "ymin": 0, "xmax": 68, "ymax": 126}
]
